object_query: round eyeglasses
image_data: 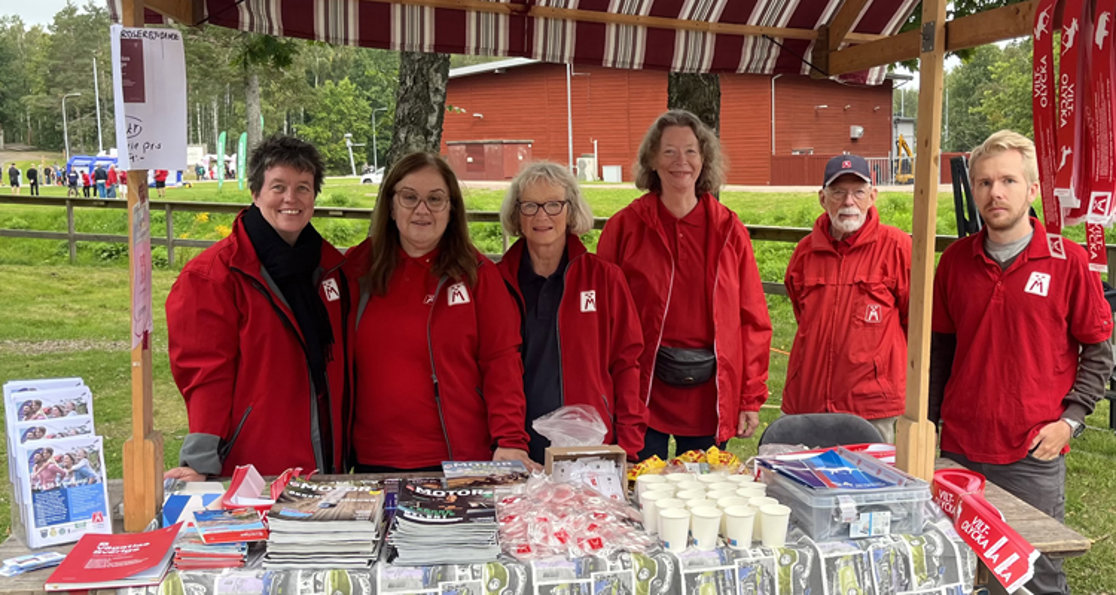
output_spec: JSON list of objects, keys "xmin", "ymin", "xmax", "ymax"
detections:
[
  {"xmin": 517, "ymin": 200, "xmax": 568, "ymax": 216},
  {"xmin": 395, "ymin": 190, "xmax": 450, "ymax": 212}
]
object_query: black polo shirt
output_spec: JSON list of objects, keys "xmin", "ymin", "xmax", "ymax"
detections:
[{"xmin": 518, "ymin": 248, "xmax": 569, "ymax": 463}]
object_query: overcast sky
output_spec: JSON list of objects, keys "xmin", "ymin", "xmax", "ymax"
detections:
[{"xmin": 6, "ymin": 0, "xmax": 81, "ymax": 29}]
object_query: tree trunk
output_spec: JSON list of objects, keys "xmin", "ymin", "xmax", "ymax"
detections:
[
  {"xmin": 667, "ymin": 73, "xmax": 721, "ymax": 136},
  {"xmin": 387, "ymin": 51, "xmax": 450, "ymax": 169},
  {"xmin": 246, "ymin": 72, "xmax": 262, "ymax": 151},
  {"xmin": 212, "ymin": 97, "xmax": 220, "ymax": 156}
]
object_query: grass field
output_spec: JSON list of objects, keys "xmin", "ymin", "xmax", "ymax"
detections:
[{"xmin": 1, "ymin": 174, "xmax": 1114, "ymax": 591}]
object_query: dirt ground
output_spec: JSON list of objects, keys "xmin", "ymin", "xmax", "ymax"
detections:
[{"xmin": 0, "ymin": 146, "xmax": 64, "ymax": 166}]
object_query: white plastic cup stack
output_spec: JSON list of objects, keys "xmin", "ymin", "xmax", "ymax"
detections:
[
  {"xmin": 759, "ymin": 503, "xmax": 792, "ymax": 547},
  {"xmin": 690, "ymin": 506, "xmax": 723, "ymax": 551},
  {"xmin": 722, "ymin": 505, "xmax": 757, "ymax": 549},
  {"xmin": 658, "ymin": 508, "xmax": 692, "ymax": 553}
]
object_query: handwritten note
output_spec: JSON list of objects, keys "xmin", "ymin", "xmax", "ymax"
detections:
[{"xmin": 110, "ymin": 25, "xmax": 187, "ymax": 170}]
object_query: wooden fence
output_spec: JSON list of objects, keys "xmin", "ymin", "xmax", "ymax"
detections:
[{"xmin": 2, "ymin": 196, "xmax": 1114, "ymax": 294}]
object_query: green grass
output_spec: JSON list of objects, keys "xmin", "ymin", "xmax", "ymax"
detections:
[{"xmin": 1, "ymin": 183, "xmax": 1114, "ymax": 591}]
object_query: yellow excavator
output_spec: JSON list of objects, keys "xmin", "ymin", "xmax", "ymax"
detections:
[{"xmin": 895, "ymin": 134, "xmax": 915, "ymax": 184}]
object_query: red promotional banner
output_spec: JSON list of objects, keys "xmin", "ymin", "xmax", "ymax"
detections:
[
  {"xmin": 1034, "ymin": 0, "xmax": 1061, "ymax": 233},
  {"xmin": 1055, "ymin": 0, "xmax": 1087, "ymax": 219},
  {"xmin": 933, "ymin": 469, "xmax": 1039, "ymax": 593}
]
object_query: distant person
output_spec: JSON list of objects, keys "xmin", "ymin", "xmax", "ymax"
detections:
[
  {"xmin": 497, "ymin": 162, "xmax": 647, "ymax": 463},
  {"xmin": 781, "ymin": 155, "xmax": 911, "ymax": 443},
  {"xmin": 165, "ymin": 136, "xmax": 348, "ymax": 479},
  {"xmin": 106, "ymin": 165, "xmax": 118, "ymax": 198},
  {"xmin": 66, "ymin": 169, "xmax": 79, "ymax": 198},
  {"xmin": 154, "ymin": 169, "xmax": 169, "ymax": 198},
  {"xmin": 119, "ymin": 170, "xmax": 128, "ymax": 197},
  {"xmin": 8, "ymin": 163, "xmax": 20, "ymax": 195},
  {"xmin": 43, "ymin": 165, "xmax": 53, "ymax": 186},
  {"xmin": 26, "ymin": 164, "xmax": 39, "ymax": 196},
  {"xmin": 930, "ymin": 130, "xmax": 1113, "ymax": 593},
  {"xmin": 81, "ymin": 170, "xmax": 92, "ymax": 198},
  {"xmin": 597, "ymin": 110, "xmax": 772, "ymax": 459},
  {"xmin": 93, "ymin": 165, "xmax": 107, "ymax": 198}
]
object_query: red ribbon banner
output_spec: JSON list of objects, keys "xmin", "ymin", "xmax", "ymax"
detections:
[
  {"xmin": 933, "ymin": 469, "xmax": 1039, "ymax": 593},
  {"xmin": 1034, "ymin": 0, "xmax": 1061, "ymax": 234},
  {"xmin": 1055, "ymin": 0, "xmax": 1086, "ymax": 219},
  {"xmin": 1084, "ymin": 0, "xmax": 1116, "ymax": 272}
]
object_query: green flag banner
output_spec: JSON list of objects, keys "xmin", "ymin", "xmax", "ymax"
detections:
[
  {"xmin": 237, "ymin": 133, "xmax": 247, "ymax": 191},
  {"xmin": 216, "ymin": 131, "xmax": 227, "ymax": 191}
]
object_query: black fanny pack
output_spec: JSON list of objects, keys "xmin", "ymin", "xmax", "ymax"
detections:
[{"xmin": 654, "ymin": 346, "xmax": 716, "ymax": 386}]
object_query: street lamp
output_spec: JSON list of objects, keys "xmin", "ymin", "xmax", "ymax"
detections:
[
  {"xmin": 371, "ymin": 107, "xmax": 388, "ymax": 173},
  {"xmin": 61, "ymin": 92, "xmax": 82, "ymax": 164}
]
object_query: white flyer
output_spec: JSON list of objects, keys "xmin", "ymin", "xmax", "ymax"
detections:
[{"xmin": 110, "ymin": 24, "xmax": 187, "ymax": 170}]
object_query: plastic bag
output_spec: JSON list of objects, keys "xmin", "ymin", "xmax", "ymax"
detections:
[{"xmin": 532, "ymin": 405, "xmax": 607, "ymax": 447}]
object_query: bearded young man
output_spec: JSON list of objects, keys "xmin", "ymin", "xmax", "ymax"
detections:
[
  {"xmin": 781, "ymin": 155, "xmax": 912, "ymax": 442},
  {"xmin": 930, "ymin": 130, "xmax": 1112, "ymax": 594}
]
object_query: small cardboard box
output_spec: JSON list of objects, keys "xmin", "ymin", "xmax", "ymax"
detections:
[{"xmin": 544, "ymin": 445, "xmax": 628, "ymax": 500}]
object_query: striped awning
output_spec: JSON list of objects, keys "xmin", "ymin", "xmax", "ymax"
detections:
[{"xmin": 110, "ymin": 0, "xmax": 920, "ymax": 84}]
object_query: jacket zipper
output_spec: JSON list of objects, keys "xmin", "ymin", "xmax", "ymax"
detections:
[
  {"xmin": 427, "ymin": 276, "xmax": 454, "ymax": 461},
  {"xmin": 710, "ymin": 229, "xmax": 732, "ymax": 438},
  {"xmin": 217, "ymin": 405, "xmax": 253, "ymax": 461},
  {"xmin": 231, "ymin": 264, "xmax": 332, "ymax": 473},
  {"xmin": 647, "ymin": 233, "xmax": 675, "ymax": 407}
]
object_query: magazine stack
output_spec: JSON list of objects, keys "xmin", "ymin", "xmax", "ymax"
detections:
[
  {"xmin": 172, "ymin": 533, "xmax": 248, "ymax": 570},
  {"xmin": 3, "ymin": 378, "xmax": 110, "ymax": 548},
  {"xmin": 389, "ymin": 480, "xmax": 499, "ymax": 565},
  {"xmin": 263, "ymin": 477, "xmax": 386, "ymax": 569}
]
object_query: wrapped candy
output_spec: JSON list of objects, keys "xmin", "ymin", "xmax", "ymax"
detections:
[{"xmin": 497, "ymin": 474, "xmax": 656, "ymax": 560}]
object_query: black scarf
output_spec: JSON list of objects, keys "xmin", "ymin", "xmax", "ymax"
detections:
[{"xmin": 241, "ymin": 205, "xmax": 334, "ymax": 396}]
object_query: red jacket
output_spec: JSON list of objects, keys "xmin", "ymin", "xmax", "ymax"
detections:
[
  {"xmin": 107, "ymin": 167, "xmax": 117, "ymax": 185},
  {"xmin": 154, "ymin": 170, "xmax": 168, "ymax": 182},
  {"xmin": 497, "ymin": 235, "xmax": 648, "ymax": 459},
  {"xmin": 783, "ymin": 207, "xmax": 911, "ymax": 419},
  {"xmin": 346, "ymin": 239, "xmax": 529, "ymax": 462},
  {"xmin": 597, "ymin": 193, "xmax": 772, "ymax": 443},
  {"xmin": 166, "ymin": 212, "xmax": 349, "ymax": 476}
]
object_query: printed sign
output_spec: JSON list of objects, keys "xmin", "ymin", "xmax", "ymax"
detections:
[{"xmin": 110, "ymin": 25, "xmax": 187, "ymax": 170}]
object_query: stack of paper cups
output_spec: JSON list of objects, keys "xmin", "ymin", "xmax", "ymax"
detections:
[
  {"xmin": 722, "ymin": 505, "xmax": 756, "ymax": 549},
  {"xmin": 690, "ymin": 507, "xmax": 722, "ymax": 551},
  {"xmin": 640, "ymin": 490, "xmax": 675, "ymax": 535},
  {"xmin": 635, "ymin": 474, "xmax": 667, "ymax": 505},
  {"xmin": 658, "ymin": 508, "xmax": 691, "ymax": 553},
  {"xmin": 759, "ymin": 504, "xmax": 791, "ymax": 547}
]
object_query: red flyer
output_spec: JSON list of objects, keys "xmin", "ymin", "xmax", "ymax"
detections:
[{"xmin": 44, "ymin": 523, "xmax": 181, "ymax": 591}]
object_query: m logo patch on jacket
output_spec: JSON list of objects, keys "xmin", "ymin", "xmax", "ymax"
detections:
[
  {"xmin": 580, "ymin": 290, "xmax": 597, "ymax": 312},
  {"xmin": 447, "ymin": 282, "xmax": 471, "ymax": 306},
  {"xmin": 864, "ymin": 304, "xmax": 882, "ymax": 324},
  {"xmin": 321, "ymin": 278, "xmax": 340, "ymax": 302}
]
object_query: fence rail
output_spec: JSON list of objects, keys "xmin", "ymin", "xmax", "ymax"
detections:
[{"xmin": 3, "ymin": 196, "xmax": 1114, "ymax": 293}]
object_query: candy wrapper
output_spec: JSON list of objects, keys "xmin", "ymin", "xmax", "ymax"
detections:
[{"xmin": 497, "ymin": 474, "xmax": 656, "ymax": 560}]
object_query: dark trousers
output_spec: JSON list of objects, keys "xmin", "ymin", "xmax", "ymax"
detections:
[
  {"xmin": 638, "ymin": 427, "xmax": 724, "ymax": 461},
  {"xmin": 82, "ymin": 185, "xmax": 90, "ymax": 197},
  {"xmin": 943, "ymin": 450, "xmax": 1068, "ymax": 595},
  {"xmin": 29, "ymin": 181, "xmax": 38, "ymax": 196}
]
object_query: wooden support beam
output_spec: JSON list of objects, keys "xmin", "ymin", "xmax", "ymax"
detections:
[
  {"xmin": 144, "ymin": 0, "xmax": 203, "ymax": 25},
  {"xmin": 895, "ymin": 0, "xmax": 946, "ymax": 482},
  {"xmin": 122, "ymin": 0, "xmax": 163, "ymax": 532},
  {"xmin": 828, "ymin": 0, "xmax": 1038, "ymax": 75},
  {"xmin": 828, "ymin": 0, "xmax": 873, "ymax": 52}
]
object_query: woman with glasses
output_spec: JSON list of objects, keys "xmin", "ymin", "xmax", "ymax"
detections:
[
  {"xmin": 496, "ymin": 162, "xmax": 647, "ymax": 464},
  {"xmin": 345, "ymin": 152, "xmax": 535, "ymax": 472},
  {"xmin": 598, "ymin": 110, "xmax": 773, "ymax": 461}
]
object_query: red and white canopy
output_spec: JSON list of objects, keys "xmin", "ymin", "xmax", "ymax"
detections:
[{"xmin": 110, "ymin": 0, "xmax": 920, "ymax": 84}]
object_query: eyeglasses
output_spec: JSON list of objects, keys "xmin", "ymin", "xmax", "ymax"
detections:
[
  {"xmin": 517, "ymin": 200, "xmax": 568, "ymax": 216},
  {"xmin": 395, "ymin": 190, "xmax": 450, "ymax": 212},
  {"xmin": 825, "ymin": 188, "xmax": 871, "ymax": 201}
]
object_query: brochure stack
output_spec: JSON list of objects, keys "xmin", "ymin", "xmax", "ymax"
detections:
[
  {"xmin": 388, "ymin": 480, "xmax": 500, "ymax": 565},
  {"xmin": 264, "ymin": 478, "xmax": 386, "ymax": 569}
]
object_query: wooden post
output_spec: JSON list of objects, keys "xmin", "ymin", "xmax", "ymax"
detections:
[
  {"xmin": 895, "ymin": 0, "xmax": 946, "ymax": 481},
  {"xmin": 66, "ymin": 200, "xmax": 76, "ymax": 264},
  {"xmin": 165, "ymin": 203, "xmax": 175, "ymax": 267},
  {"xmin": 120, "ymin": 0, "xmax": 164, "ymax": 532}
]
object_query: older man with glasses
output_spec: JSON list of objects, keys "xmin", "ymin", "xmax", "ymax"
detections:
[{"xmin": 781, "ymin": 155, "xmax": 912, "ymax": 443}]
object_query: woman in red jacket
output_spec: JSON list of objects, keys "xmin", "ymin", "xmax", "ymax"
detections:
[
  {"xmin": 597, "ymin": 110, "xmax": 773, "ymax": 460},
  {"xmin": 496, "ymin": 162, "xmax": 647, "ymax": 463},
  {"xmin": 347, "ymin": 153, "xmax": 533, "ymax": 472},
  {"xmin": 165, "ymin": 136, "xmax": 348, "ymax": 479}
]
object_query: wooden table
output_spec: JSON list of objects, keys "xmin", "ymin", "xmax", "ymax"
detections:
[{"xmin": 0, "ymin": 466, "xmax": 1093, "ymax": 594}]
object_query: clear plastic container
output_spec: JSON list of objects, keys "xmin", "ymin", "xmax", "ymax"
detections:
[{"xmin": 758, "ymin": 447, "xmax": 931, "ymax": 541}]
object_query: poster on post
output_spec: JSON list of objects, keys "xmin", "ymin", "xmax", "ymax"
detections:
[{"xmin": 110, "ymin": 24, "xmax": 187, "ymax": 170}]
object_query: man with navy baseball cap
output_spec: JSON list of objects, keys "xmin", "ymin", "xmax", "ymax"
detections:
[{"xmin": 781, "ymin": 154, "xmax": 912, "ymax": 442}]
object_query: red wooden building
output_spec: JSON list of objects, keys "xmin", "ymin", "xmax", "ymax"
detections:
[{"xmin": 442, "ymin": 58, "xmax": 895, "ymax": 185}]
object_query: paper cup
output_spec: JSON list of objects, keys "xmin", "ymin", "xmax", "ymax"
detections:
[
  {"xmin": 644, "ymin": 483, "xmax": 677, "ymax": 499},
  {"xmin": 658, "ymin": 508, "xmax": 691, "ymax": 552},
  {"xmin": 709, "ymin": 482, "xmax": 738, "ymax": 493},
  {"xmin": 675, "ymin": 480, "xmax": 706, "ymax": 494},
  {"xmin": 736, "ymin": 484, "xmax": 767, "ymax": 499},
  {"xmin": 665, "ymin": 473, "xmax": 693, "ymax": 484},
  {"xmin": 706, "ymin": 489, "xmax": 738, "ymax": 502},
  {"xmin": 722, "ymin": 474, "xmax": 756, "ymax": 485},
  {"xmin": 723, "ymin": 505, "xmax": 757, "ymax": 549},
  {"xmin": 640, "ymin": 490, "xmax": 675, "ymax": 535},
  {"xmin": 715, "ymin": 497, "xmax": 751, "ymax": 533},
  {"xmin": 676, "ymin": 489, "xmax": 707, "ymax": 502},
  {"xmin": 655, "ymin": 497, "xmax": 687, "ymax": 513},
  {"xmin": 689, "ymin": 506, "xmax": 722, "ymax": 551},
  {"xmin": 748, "ymin": 496, "xmax": 779, "ymax": 541},
  {"xmin": 636, "ymin": 474, "xmax": 667, "ymax": 503},
  {"xmin": 759, "ymin": 504, "xmax": 791, "ymax": 547},
  {"xmin": 685, "ymin": 498, "xmax": 716, "ymax": 511}
]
